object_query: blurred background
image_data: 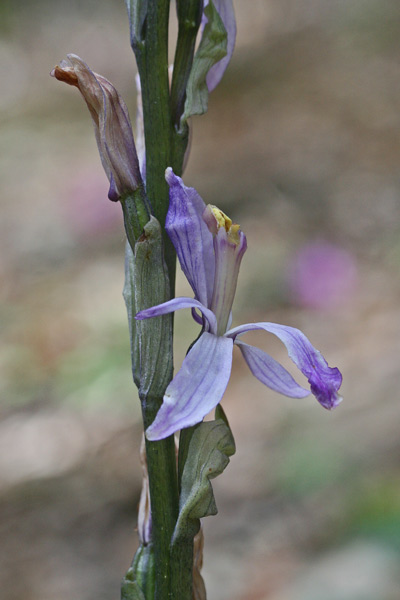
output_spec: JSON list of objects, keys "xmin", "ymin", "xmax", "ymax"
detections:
[{"xmin": 1, "ymin": 1, "xmax": 400, "ymax": 598}]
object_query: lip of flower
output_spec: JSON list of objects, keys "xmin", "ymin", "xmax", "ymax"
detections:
[
  {"xmin": 51, "ymin": 54, "xmax": 142, "ymax": 201},
  {"xmin": 134, "ymin": 169, "xmax": 343, "ymax": 441}
]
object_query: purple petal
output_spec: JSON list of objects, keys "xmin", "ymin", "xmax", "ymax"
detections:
[
  {"xmin": 226, "ymin": 323, "xmax": 343, "ymax": 410},
  {"xmin": 204, "ymin": 0, "xmax": 236, "ymax": 92},
  {"xmin": 135, "ymin": 296, "xmax": 217, "ymax": 334},
  {"xmin": 165, "ymin": 169, "xmax": 215, "ymax": 306},
  {"xmin": 146, "ymin": 333, "xmax": 233, "ymax": 440},
  {"xmin": 206, "ymin": 214, "xmax": 247, "ymax": 335},
  {"xmin": 235, "ymin": 341, "xmax": 310, "ymax": 399}
]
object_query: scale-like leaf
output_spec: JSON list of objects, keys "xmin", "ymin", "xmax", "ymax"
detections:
[
  {"xmin": 121, "ymin": 544, "xmax": 155, "ymax": 600},
  {"xmin": 123, "ymin": 217, "xmax": 173, "ymax": 398},
  {"xmin": 121, "ymin": 572, "xmax": 146, "ymax": 600},
  {"xmin": 125, "ymin": 0, "xmax": 148, "ymax": 50}
]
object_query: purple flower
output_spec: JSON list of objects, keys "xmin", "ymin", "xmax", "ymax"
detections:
[
  {"xmin": 51, "ymin": 54, "xmax": 142, "ymax": 201},
  {"xmin": 136, "ymin": 169, "xmax": 343, "ymax": 440}
]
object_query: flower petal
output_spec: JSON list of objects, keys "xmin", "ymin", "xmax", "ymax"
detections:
[
  {"xmin": 235, "ymin": 341, "xmax": 310, "ymax": 398},
  {"xmin": 146, "ymin": 333, "xmax": 233, "ymax": 440},
  {"xmin": 204, "ymin": 206, "xmax": 247, "ymax": 334},
  {"xmin": 165, "ymin": 169, "xmax": 215, "ymax": 306},
  {"xmin": 204, "ymin": 0, "xmax": 236, "ymax": 92},
  {"xmin": 227, "ymin": 323, "xmax": 342, "ymax": 410},
  {"xmin": 135, "ymin": 297, "xmax": 217, "ymax": 334}
]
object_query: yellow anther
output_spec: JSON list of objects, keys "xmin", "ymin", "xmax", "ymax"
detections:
[
  {"xmin": 210, "ymin": 205, "xmax": 232, "ymax": 232},
  {"xmin": 229, "ymin": 223, "xmax": 240, "ymax": 244},
  {"xmin": 209, "ymin": 205, "xmax": 240, "ymax": 244}
]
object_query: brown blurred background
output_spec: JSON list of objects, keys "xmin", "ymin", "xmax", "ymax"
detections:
[{"xmin": 1, "ymin": 1, "xmax": 400, "ymax": 598}]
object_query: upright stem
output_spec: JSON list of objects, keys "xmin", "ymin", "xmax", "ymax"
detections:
[
  {"xmin": 170, "ymin": 536, "xmax": 195, "ymax": 598},
  {"xmin": 128, "ymin": 1, "xmax": 202, "ymax": 597},
  {"xmin": 131, "ymin": 2, "xmax": 179, "ymax": 598},
  {"xmin": 141, "ymin": 397, "xmax": 178, "ymax": 600},
  {"xmin": 133, "ymin": 0, "xmax": 176, "ymax": 292},
  {"xmin": 120, "ymin": 184, "xmax": 151, "ymax": 249}
]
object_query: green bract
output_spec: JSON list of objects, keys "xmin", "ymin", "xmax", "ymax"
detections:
[
  {"xmin": 172, "ymin": 407, "xmax": 236, "ymax": 545},
  {"xmin": 181, "ymin": 1, "xmax": 228, "ymax": 129},
  {"xmin": 123, "ymin": 217, "xmax": 173, "ymax": 403}
]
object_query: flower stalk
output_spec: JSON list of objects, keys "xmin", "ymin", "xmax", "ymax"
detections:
[
  {"xmin": 127, "ymin": 0, "xmax": 177, "ymax": 291},
  {"xmin": 125, "ymin": 1, "xmax": 202, "ymax": 597},
  {"xmin": 126, "ymin": 2, "xmax": 181, "ymax": 593}
]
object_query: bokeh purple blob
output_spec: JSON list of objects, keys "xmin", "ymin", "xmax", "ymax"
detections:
[
  {"xmin": 287, "ymin": 241, "xmax": 357, "ymax": 310},
  {"xmin": 62, "ymin": 167, "xmax": 122, "ymax": 239}
]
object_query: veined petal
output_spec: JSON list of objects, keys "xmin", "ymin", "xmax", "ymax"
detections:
[
  {"xmin": 146, "ymin": 333, "xmax": 233, "ymax": 440},
  {"xmin": 204, "ymin": 204, "xmax": 247, "ymax": 335},
  {"xmin": 135, "ymin": 297, "xmax": 217, "ymax": 334},
  {"xmin": 203, "ymin": 0, "xmax": 236, "ymax": 92},
  {"xmin": 226, "ymin": 322, "xmax": 342, "ymax": 410},
  {"xmin": 165, "ymin": 169, "xmax": 215, "ymax": 306},
  {"xmin": 235, "ymin": 341, "xmax": 310, "ymax": 399}
]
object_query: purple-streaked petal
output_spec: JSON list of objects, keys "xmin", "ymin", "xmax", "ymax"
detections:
[
  {"xmin": 235, "ymin": 341, "xmax": 310, "ymax": 399},
  {"xmin": 146, "ymin": 333, "xmax": 233, "ymax": 440},
  {"xmin": 226, "ymin": 322, "xmax": 342, "ymax": 410},
  {"xmin": 135, "ymin": 297, "xmax": 217, "ymax": 334},
  {"xmin": 203, "ymin": 0, "xmax": 236, "ymax": 92},
  {"xmin": 203, "ymin": 206, "xmax": 247, "ymax": 335},
  {"xmin": 165, "ymin": 169, "xmax": 215, "ymax": 306}
]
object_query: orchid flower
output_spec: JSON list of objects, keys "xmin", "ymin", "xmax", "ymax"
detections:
[
  {"xmin": 136, "ymin": 169, "xmax": 343, "ymax": 441},
  {"xmin": 51, "ymin": 54, "xmax": 142, "ymax": 201}
]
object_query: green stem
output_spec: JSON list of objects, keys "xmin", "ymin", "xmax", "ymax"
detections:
[
  {"xmin": 129, "ymin": 2, "xmax": 182, "ymax": 598},
  {"xmin": 170, "ymin": 536, "xmax": 195, "ymax": 599},
  {"xmin": 142, "ymin": 406, "xmax": 179, "ymax": 600},
  {"xmin": 133, "ymin": 0, "xmax": 176, "ymax": 293},
  {"xmin": 128, "ymin": 1, "xmax": 204, "ymax": 596},
  {"xmin": 120, "ymin": 184, "xmax": 151, "ymax": 249},
  {"xmin": 131, "ymin": 2, "xmax": 178, "ymax": 598}
]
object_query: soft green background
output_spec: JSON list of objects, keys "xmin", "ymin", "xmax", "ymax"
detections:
[{"xmin": 1, "ymin": 1, "xmax": 400, "ymax": 599}]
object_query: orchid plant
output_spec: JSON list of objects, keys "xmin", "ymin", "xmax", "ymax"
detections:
[{"xmin": 52, "ymin": 1, "xmax": 342, "ymax": 598}]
